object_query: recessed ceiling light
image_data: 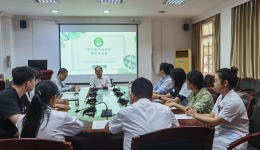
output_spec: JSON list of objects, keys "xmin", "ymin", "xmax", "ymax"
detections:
[
  {"xmin": 163, "ymin": 0, "xmax": 189, "ymax": 5},
  {"xmin": 51, "ymin": 10, "xmax": 59, "ymax": 13},
  {"xmin": 101, "ymin": 0, "xmax": 125, "ymax": 4},
  {"xmin": 103, "ymin": 10, "xmax": 110, "ymax": 13},
  {"xmin": 35, "ymin": 0, "xmax": 60, "ymax": 3}
]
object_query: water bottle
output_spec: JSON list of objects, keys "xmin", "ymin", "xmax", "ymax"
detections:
[
  {"xmin": 75, "ymin": 87, "xmax": 79, "ymax": 100},
  {"xmin": 128, "ymin": 81, "xmax": 132, "ymax": 95}
]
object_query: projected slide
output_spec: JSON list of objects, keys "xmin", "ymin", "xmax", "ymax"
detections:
[{"xmin": 60, "ymin": 32, "xmax": 137, "ymax": 75}]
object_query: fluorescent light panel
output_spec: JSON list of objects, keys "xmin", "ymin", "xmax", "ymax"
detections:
[
  {"xmin": 51, "ymin": 10, "xmax": 59, "ymax": 13},
  {"xmin": 103, "ymin": 10, "xmax": 110, "ymax": 13},
  {"xmin": 35, "ymin": 0, "xmax": 60, "ymax": 3},
  {"xmin": 101, "ymin": 0, "xmax": 125, "ymax": 4},
  {"xmin": 163, "ymin": 0, "xmax": 188, "ymax": 5}
]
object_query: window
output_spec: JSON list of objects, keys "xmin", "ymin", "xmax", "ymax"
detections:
[{"xmin": 201, "ymin": 20, "xmax": 215, "ymax": 74}]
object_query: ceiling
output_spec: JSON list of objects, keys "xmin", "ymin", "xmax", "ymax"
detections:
[{"xmin": 0, "ymin": 0, "xmax": 230, "ymax": 18}]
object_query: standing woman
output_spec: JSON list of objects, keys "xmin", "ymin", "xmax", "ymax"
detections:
[
  {"xmin": 186, "ymin": 68, "xmax": 249, "ymax": 150},
  {"xmin": 16, "ymin": 80, "xmax": 83, "ymax": 141},
  {"xmin": 153, "ymin": 68, "xmax": 191, "ymax": 106}
]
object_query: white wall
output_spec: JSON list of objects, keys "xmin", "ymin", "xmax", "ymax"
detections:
[
  {"xmin": 12, "ymin": 19, "xmax": 60, "ymax": 76},
  {"xmin": 4, "ymin": 16, "xmax": 153, "ymax": 83},
  {"xmin": 151, "ymin": 18, "xmax": 192, "ymax": 84},
  {"xmin": 192, "ymin": 0, "xmax": 250, "ymax": 69},
  {"xmin": 2, "ymin": 17, "xmax": 14, "ymax": 78}
]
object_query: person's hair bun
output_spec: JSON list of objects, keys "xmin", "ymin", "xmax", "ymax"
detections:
[{"xmin": 230, "ymin": 66, "xmax": 238, "ymax": 75}]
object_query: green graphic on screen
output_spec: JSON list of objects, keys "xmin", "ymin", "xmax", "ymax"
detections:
[{"xmin": 60, "ymin": 32, "xmax": 137, "ymax": 75}]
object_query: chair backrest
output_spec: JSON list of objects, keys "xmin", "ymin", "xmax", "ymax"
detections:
[
  {"xmin": 253, "ymin": 79, "xmax": 260, "ymax": 92},
  {"xmin": 234, "ymin": 77, "xmax": 241, "ymax": 91},
  {"xmin": 0, "ymin": 74, "xmax": 3, "ymax": 81},
  {"xmin": 204, "ymin": 75, "xmax": 214, "ymax": 87},
  {"xmin": 131, "ymin": 127, "xmax": 215, "ymax": 150},
  {"xmin": 227, "ymin": 132, "xmax": 260, "ymax": 150},
  {"xmin": 0, "ymin": 81, "xmax": 5, "ymax": 91},
  {"xmin": 240, "ymin": 92, "xmax": 254, "ymax": 118},
  {"xmin": 239, "ymin": 78, "xmax": 255, "ymax": 90},
  {"xmin": 41, "ymin": 70, "xmax": 54, "ymax": 80},
  {"xmin": 0, "ymin": 138, "xmax": 72, "ymax": 150},
  {"xmin": 205, "ymin": 87, "xmax": 220, "ymax": 103},
  {"xmin": 249, "ymin": 99, "xmax": 260, "ymax": 149}
]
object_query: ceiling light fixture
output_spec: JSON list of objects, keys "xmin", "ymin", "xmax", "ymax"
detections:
[
  {"xmin": 51, "ymin": 10, "xmax": 59, "ymax": 13},
  {"xmin": 101, "ymin": 0, "xmax": 125, "ymax": 4},
  {"xmin": 159, "ymin": 11, "xmax": 166, "ymax": 13},
  {"xmin": 35, "ymin": 0, "xmax": 60, "ymax": 3},
  {"xmin": 163, "ymin": 0, "xmax": 188, "ymax": 5},
  {"xmin": 103, "ymin": 10, "xmax": 110, "ymax": 13}
]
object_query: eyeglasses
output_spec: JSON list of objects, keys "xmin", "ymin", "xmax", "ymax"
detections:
[{"xmin": 62, "ymin": 74, "xmax": 68, "ymax": 78}]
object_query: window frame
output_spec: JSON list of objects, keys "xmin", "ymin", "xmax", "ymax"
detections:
[{"xmin": 201, "ymin": 17, "xmax": 215, "ymax": 74}]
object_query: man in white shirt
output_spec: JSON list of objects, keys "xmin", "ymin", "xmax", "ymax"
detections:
[
  {"xmin": 104, "ymin": 77, "xmax": 179, "ymax": 150},
  {"xmin": 50, "ymin": 68, "xmax": 76, "ymax": 94},
  {"xmin": 90, "ymin": 66, "xmax": 111, "ymax": 88}
]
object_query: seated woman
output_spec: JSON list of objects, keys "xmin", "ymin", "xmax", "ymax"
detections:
[
  {"xmin": 186, "ymin": 68, "xmax": 249, "ymax": 150},
  {"xmin": 165, "ymin": 70, "xmax": 214, "ymax": 114},
  {"xmin": 16, "ymin": 80, "xmax": 84, "ymax": 141},
  {"xmin": 153, "ymin": 68, "xmax": 191, "ymax": 106}
]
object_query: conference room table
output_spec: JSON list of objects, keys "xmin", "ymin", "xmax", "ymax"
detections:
[{"xmin": 62, "ymin": 86, "xmax": 203, "ymax": 149}]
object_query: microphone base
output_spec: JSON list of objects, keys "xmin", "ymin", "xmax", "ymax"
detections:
[{"xmin": 101, "ymin": 109, "xmax": 112, "ymax": 117}]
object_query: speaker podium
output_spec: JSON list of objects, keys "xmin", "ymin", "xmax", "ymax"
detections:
[{"xmin": 174, "ymin": 49, "xmax": 191, "ymax": 74}]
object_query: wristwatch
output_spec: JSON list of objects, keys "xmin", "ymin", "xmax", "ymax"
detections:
[{"xmin": 158, "ymin": 96, "xmax": 161, "ymax": 100}]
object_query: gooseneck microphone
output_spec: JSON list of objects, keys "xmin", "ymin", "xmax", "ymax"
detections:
[{"xmin": 98, "ymin": 102, "xmax": 112, "ymax": 117}]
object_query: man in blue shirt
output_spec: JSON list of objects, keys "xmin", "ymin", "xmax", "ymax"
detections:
[
  {"xmin": 153, "ymin": 63, "xmax": 174, "ymax": 94},
  {"xmin": 50, "ymin": 68, "xmax": 77, "ymax": 94}
]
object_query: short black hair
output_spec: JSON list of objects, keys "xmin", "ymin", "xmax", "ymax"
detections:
[
  {"xmin": 12, "ymin": 66, "xmax": 35, "ymax": 86},
  {"xmin": 187, "ymin": 71, "xmax": 204, "ymax": 89},
  {"xmin": 58, "ymin": 68, "xmax": 68, "ymax": 75},
  {"xmin": 32, "ymin": 67, "xmax": 43, "ymax": 79},
  {"xmin": 216, "ymin": 68, "xmax": 238, "ymax": 88},
  {"xmin": 95, "ymin": 66, "xmax": 103, "ymax": 71},
  {"xmin": 131, "ymin": 77, "xmax": 153, "ymax": 99},
  {"xmin": 168, "ymin": 63, "xmax": 174, "ymax": 70},
  {"xmin": 159, "ymin": 62, "xmax": 171, "ymax": 75}
]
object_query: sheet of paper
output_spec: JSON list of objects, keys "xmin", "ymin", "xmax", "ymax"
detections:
[
  {"xmin": 170, "ymin": 106, "xmax": 177, "ymax": 110},
  {"xmin": 175, "ymin": 114, "xmax": 194, "ymax": 120},
  {"xmin": 62, "ymin": 92, "xmax": 75, "ymax": 94},
  {"xmin": 92, "ymin": 120, "xmax": 110, "ymax": 129},
  {"xmin": 61, "ymin": 94, "xmax": 77, "ymax": 100},
  {"xmin": 152, "ymin": 99, "xmax": 162, "ymax": 103}
]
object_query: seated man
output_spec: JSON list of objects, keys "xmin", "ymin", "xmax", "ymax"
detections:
[
  {"xmin": 104, "ymin": 77, "xmax": 179, "ymax": 150},
  {"xmin": 153, "ymin": 62, "xmax": 174, "ymax": 94},
  {"xmin": 90, "ymin": 66, "xmax": 111, "ymax": 88},
  {"xmin": 26, "ymin": 67, "xmax": 42, "ymax": 101},
  {"xmin": 50, "ymin": 68, "xmax": 76, "ymax": 94},
  {"xmin": 0, "ymin": 66, "xmax": 35, "ymax": 139},
  {"xmin": 25, "ymin": 68, "xmax": 70, "ymax": 111}
]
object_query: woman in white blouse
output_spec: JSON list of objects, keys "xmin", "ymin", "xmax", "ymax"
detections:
[
  {"xmin": 186, "ymin": 68, "xmax": 249, "ymax": 150},
  {"xmin": 16, "ymin": 80, "xmax": 83, "ymax": 141}
]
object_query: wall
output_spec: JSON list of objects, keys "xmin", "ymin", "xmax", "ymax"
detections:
[
  {"xmin": 151, "ymin": 18, "xmax": 192, "ymax": 84},
  {"xmin": 4, "ymin": 16, "xmax": 153, "ymax": 83},
  {"xmin": 2, "ymin": 17, "xmax": 14, "ymax": 79},
  {"xmin": 191, "ymin": 0, "xmax": 250, "ymax": 69}
]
